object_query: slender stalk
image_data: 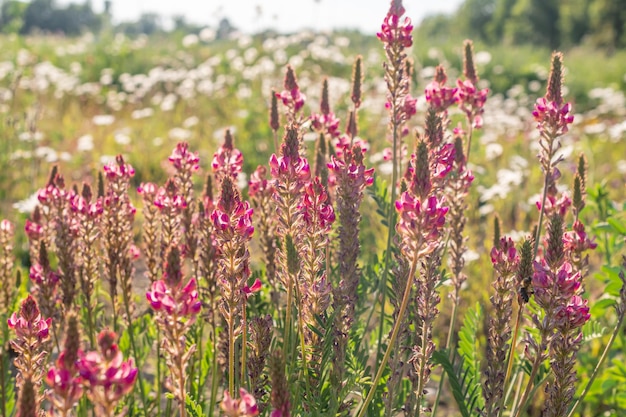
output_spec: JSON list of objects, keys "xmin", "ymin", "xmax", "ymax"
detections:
[
  {"xmin": 1, "ymin": 350, "xmax": 6, "ymax": 417},
  {"xmin": 511, "ymin": 349, "xmax": 543, "ymax": 417},
  {"xmin": 465, "ymin": 124, "xmax": 474, "ymax": 162},
  {"xmin": 294, "ymin": 279, "xmax": 314, "ymax": 413},
  {"xmin": 566, "ymin": 308, "xmax": 626, "ymax": 417},
  {"xmin": 431, "ymin": 286, "xmax": 460, "ymax": 416},
  {"xmin": 241, "ymin": 302, "xmax": 247, "ymax": 389},
  {"xmin": 284, "ymin": 276, "xmax": 293, "ymax": 364},
  {"xmin": 376, "ymin": 121, "xmax": 399, "ymax": 362},
  {"xmin": 156, "ymin": 331, "xmax": 162, "ymax": 417},
  {"xmin": 178, "ymin": 336, "xmax": 186, "ymax": 417},
  {"xmin": 228, "ymin": 310, "xmax": 235, "ymax": 396},
  {"xmin": 122, "ymin": 296, "xmax": 149, "ymax": 416},
  {"xmin": 534, "ymin": 172, "xmax": 551, "ymax": 258},
  {"xmin": 357, "ymin": 249, "xmax": 419, "ymax": 417},
  {"xmin": 208, "ymin": 323, "xmax": 219, "ymax": 417},
  {"xmin": 501, "ymin": 303, "xmax": 523, "ymax": 417}
]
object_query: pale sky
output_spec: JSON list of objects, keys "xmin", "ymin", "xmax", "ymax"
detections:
[{"xmin": 60, "ymin": 0, "xmax": 463, "ymax": 33}]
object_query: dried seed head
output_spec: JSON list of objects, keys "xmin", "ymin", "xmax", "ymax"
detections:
[
  {"xmin": 546, "ymin": 52, "xmax": 564, "ymax": 106},
  {"xmin": 351, "ymin": 56, "xmax": 363, "ymax": 108}
]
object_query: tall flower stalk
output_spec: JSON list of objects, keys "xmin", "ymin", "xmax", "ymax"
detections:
[
  {"xmin": 375, "ymin": 0, "xmax": 417, "ymax": 364},
  {"xmin": 146, "ymin": 247, "xmax": 201, "ymax": 417},
  {"xmin": 358, "ymin": 138, "xmax": 449, "ymax": 417},
  {"xmin": 212, "ymin": 177, "xmax": 257, "ymax": 395}
]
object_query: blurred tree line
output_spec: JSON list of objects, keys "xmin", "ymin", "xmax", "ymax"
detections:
[
  {"xmin": 0, "ymin": 0, "xmax": 237, "ymax": 38},
  {"xmin": 419, "ymin": 0, "xmax": 626, "ymax": 51}
]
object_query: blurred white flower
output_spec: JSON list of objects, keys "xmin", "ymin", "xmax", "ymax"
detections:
[
  {"xmin": 475, "ymin": 51, "xmax": 492, "ymax": 65},
  {"xmin": 169, "ymin": 127, "xmax": 192, "ymax": 141},
  {"xmin": 114, "ymin": 132, "xmax": 131, "ymax": 145},
  {"xmin": 199, "ymin": 28, "xmax": 216, "ymax": 42},
  {"xmin": 34, "ymin": 146, "xmax": 58, "ymax": 162},
  {"xmin": 183, "ymin": 116, "xmax": 199, "ymax": 128},
  {"xmin": 131, "ymin": 107, "xmax": 154, "ymax": 120},
  {"xmin": 92, "ymin": 114, "xmax": 115, "ymax": 126},
  {"xmin": 485, "ymin": 143, "xmax": 503, "ymax": 160},
  {"xmin": 77, "ymin": 134, "xmax": 94, "ymax": 151},
  {"xmin": 182, "ymin": 34, "xmax": 199, "ymax": 48},
  {"xmin": 13, "ymin": 192, "xmax": 39, "ymax": 213}
]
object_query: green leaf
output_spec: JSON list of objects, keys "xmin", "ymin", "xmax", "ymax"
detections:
[
  {"xmin": 185, "ymin": 395, "xmax": 207, "ymax": 417},
  {"xmin": 431, "ymin": 350, "xmax": 472, "ymax": 417}
]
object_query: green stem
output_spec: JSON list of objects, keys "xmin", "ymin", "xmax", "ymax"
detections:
[
  {"xmin": 241, "ymin": 302, "xmax": 247, "ymax": 390},
  {"xmin": 566, "ymin": 307, "xmax": 626, "ymax": 417},
  {"xmin": 357, "ymin": 248, "xmax": 419, "ymax": 417},
  {"xmin": 1, "ymin": 349, "xmax": 6, "ymax": 417},
  {"xmin": 122, "ymin": 296, "xmax": 149, "ymax": 416},
  {"xmin": 228, "ymin": 310, "xmax": 235, "ymax": 395},
  {"xmin": 431, "ymin": 286, "xmax": 460, "ymax": 417},
  {"xmin": 208, "ymin": 324, "xmax": 219, "ymax": 417},
  {"xmin": 294, "ymin": 279, "xmax": 314, "ymax": 412},
  {"xmin": 511, "ymin": 343, "xmax": 544, "ymax": 417},
  {"xmin": 156, "ymin": 330, "xmax": 162, "ymax": 417},
  {"xmin": 376, "ymin": 121, "xmax": 399, "ymax": 364},
  {"xmin": 500, "ymin": 303, "xmax": 523, "ymax": 417}
]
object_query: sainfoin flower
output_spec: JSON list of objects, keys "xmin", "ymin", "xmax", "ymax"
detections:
[
  {"xmin": 221, "ymin": 388, "xmax": 260, "ymax": 417},
  {"xmin": 146, "ymin": 278, "xmax": 202, "ymax": 318},
  {"xmin": 377, "ymin": 0, "xmax": 413, "ymax": 48},
  {"xmin": 78, "ymin": 329, "xmax": 137, "ymax": 414}
]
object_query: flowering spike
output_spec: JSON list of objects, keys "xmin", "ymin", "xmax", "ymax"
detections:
[
  {"xmin": 411, "ymin": 141, "xmax": 431, "ymax": 199},
  {"xmin": 577, "ymin": 154, "xmax": 587, "ymax": 190},
  {"xmin": 47, "ymin": 165, "xmax": 58, "ymax": 187},
  {"xmin": 547, "ymin": 52, "xmax": 564, "ymax": 106},
  {"xmin": 463, "ymin": 40, "xmax": 478, "ymax": 84},
  {"xmin": 281, "ymin": 126, "xmax": 300, "ymax": 161},
  {"xmin": 546, "ymin": 214, "xmax": 565, "ymax": 269},
  {"xmin": 517, "ymin": 238, "xmax": 534, "ymax": 303},
  {"xmin": 164, "ymin": 246, "xmax": 183, "ymax": 288},
  {"xmin": 351, "ymin": 56, "xmax": 363, "ymax": 108},
  {"xmin": 320, "ymin": 78, "xmax": 330, "ymax": 115},
  {"xmin": 16, "ymin": 378, "xmax": 38, "ymax": 417},
  {"xmin": 270, "ymin": 90, "xmax": 280, "ymax": 132},
  {"xmin": 493, "ymin": 216, "xmax": 501, "ymax": 250},
  {"xmin": 425, "ymin": 108, "xmax": 444, "ymax": 148},
  {"xmin": 97, "ymin": 172, "xmax": 105, "ymax": 198},
  {"xmin": 62, "ymin": 313, "xmax": 81, "ymax": 369}
]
